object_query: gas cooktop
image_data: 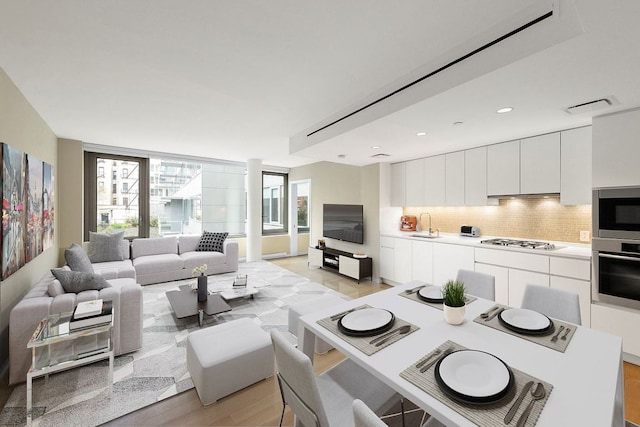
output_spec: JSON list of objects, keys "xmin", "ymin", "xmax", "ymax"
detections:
[{"xmin": 480, "ymin": 238, "xmax": 557, "ymax": 250}]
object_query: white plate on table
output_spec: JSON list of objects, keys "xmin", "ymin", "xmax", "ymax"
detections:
[
  {"xmin": 417, "ymin": 286, "xmax": 443, "ymax": 303},
  {"xmin": 499, "ymin": 308, "xmax": 553, "ymax": 334},
  {"xmin": 338, "ymin": 308, "xmax": 395, "ymax": 336},
  {"xmin": 435, "ymin": 350, "xmax": 513, "ymax": 403}
]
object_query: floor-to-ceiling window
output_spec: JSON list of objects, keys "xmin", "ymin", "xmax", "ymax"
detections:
[{"xmin": 262, "ymin": 172, "xmax": 287, "ymax": 235}]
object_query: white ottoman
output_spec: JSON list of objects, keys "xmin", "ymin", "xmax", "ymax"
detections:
[
  {"xmin": 186, "ymin": 318, "xmax": 274, "ymax": 405},
  {"xmin": 288, "ymin": 294, "xmax": 346, "ymax": 354}
]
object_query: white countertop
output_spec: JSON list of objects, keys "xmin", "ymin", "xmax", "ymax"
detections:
[{"xmin": 381, "ymin": 231, "xmax": 592, "ymax": 260}]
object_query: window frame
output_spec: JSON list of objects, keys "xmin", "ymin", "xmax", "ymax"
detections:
[{"xmin": 262, "ymin": 171, "xmax": 288, "ymax": 236}]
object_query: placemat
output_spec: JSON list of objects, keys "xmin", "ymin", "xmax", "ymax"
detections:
[
  {"xmin": 399, "ymin": 285, "xmax": 477, "ymax": 311},
  {"xmin": 473, "ymin": 305, "xmax": 576, "ymax": 353},
  {"xmin": 400, "ymin": 340, "xmax": 553, "ymax": 427},
  {"xmin": 317, "ymin": 305, "xmax": 419, "ymax": 356}
]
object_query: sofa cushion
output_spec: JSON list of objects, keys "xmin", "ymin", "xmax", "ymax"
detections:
[
  {"xmin": 64, "ymin": 243, "xmax": 95, "ymax": 273},
  {"xmin": 132, "ymin": 236, "xmax": 178, "ymax": 258},
  {"xmin": 48, "ymin": 280, "xmax": 65, "ymax": 297},
  {"xmin": 181, "ymin": 251, "xmax": 228, "ymax": 271},
  {"xmin": 87, "ymin": 231, "xmax": 126, "ymax": 262},
  {"xmin": 178, "ymin": 235, "xmax": 202, "ymax": 254},
  {"xmin": 92, "ymin": 259, "xmax": 136, "ymax": 280},
  {"xmin": 196, "ymin": 231, "xmax": 228, "ymax": 253},
  {"xmin": 133, "ymin": 253, "xmax": 184, "ymax": 275},
  {"xmin": 51, "ymin": 269, "xmax": 112, "ymax": 293}
]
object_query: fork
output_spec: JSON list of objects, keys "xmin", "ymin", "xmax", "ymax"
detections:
[
  {"xmin": 551, "ymin": 325, "xmax": 565, "ymax": 342},
  {"xmin": 561, "ymin": 328, "xmax": 571, "ymax": 340}
]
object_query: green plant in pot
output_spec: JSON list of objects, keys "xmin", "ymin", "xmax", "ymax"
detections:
[{"xmin": 442, "ymin": 279, "xmax": 466, "ymax": 325}]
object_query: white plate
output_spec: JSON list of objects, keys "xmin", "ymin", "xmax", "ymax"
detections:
[
  {"xmin": 438, "ymin": 350, "xmax": 511, "ymax": 398},
  {"xmin": 340, "ymin": 308, "xmax": 393, "ymax": 332},
  {"xmin": 418, "ymin": 286, "xmax": 443, "ymax": 300},
  {"xmin": 500, "ymin": 308, "xmax": 551, "ymax": 331}
]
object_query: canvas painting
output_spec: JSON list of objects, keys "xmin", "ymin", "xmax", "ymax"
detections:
[
  {"xmin": 42, "ymin": 162, "xmax": 55, "ymax": 251},
  {"xmin": 2, "ymin": 143, "xmax": 27, "ymax": 279},
  {"xmin": 26, "ymin": 154, "xmax": 43, "ymax": 262}
]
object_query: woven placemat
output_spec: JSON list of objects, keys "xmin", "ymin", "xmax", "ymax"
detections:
[
  {"xmin": 317, "ymin": 305, "xmax": 419, "ymax": 356},
  {"xmin": 400, "ymin": 340, "xmax": 553, "ymax": 427},
  {"xmin": 473, "ymin": 305, "xmax": 576, "ymax": 353},
  {"xmin": 399, "ymin": 285, "xmax": 477, "ymax": 311}
]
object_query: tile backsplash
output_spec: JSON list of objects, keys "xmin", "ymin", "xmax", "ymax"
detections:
[{"xmin": 403, "ymin": 196, "xmax": 591, "ymax": 243}]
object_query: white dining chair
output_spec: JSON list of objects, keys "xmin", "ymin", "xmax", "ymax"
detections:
[
  {"xmin": 521, "ymin": 284, "xmax": 582, "ymax": 325},
  {"xmin": 270, "ymin": 330, "xmax": 404, "ymax": 427},
  {"xmin": 456, "ymin": 269, "xmax": 496, "ymax": 301},
  {"xmin": 352, "ymin": 399, "xmax": 387, "ymax": 427}
]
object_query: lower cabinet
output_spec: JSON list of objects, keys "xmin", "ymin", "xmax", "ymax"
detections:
[
  {"xmin": 474, "ymin": 263, "xmax": 509, "ymax": 306},
  {"xmin": 393, "ymin": 238, "xmax": 413, "ymax": 284},
  {"xmin": 550, "ymin": 276, "xmax": 591, "ymax": 327},
  {"xmin": 508, "ymin": 269, "xmax": 549, "ymax": 308},
  {"xmin": 411, "ymin": 240, "xmax": 434, "ymax": 283},
  {"xmin": 433, "ymin": 243, "xmax": 474, "ymax": 286},
  {"xmin": 591, "ymin": 303, "xmax": 640, "ymax": 358}
]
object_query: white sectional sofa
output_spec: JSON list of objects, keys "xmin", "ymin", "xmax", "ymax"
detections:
[{"xmin": 131, "ymin": 235, "xmax": 238, "ymax": 285}]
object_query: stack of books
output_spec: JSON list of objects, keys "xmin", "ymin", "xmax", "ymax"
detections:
[
  {"xmin": 233, "ymin": 274, "xmax": 247, "ymax": 287},
  {"xmin": 70, "ymin": 299, "xmax": 113, "ymax": 331}
]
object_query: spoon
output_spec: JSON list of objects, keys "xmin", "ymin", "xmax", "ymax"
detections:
[
  {"xmin": 374, "ymin": 325, "xmax": 411, "ymax": 346},
  {"xmin": 516, "ymin": 382, "xmax": 546, "ymax": 427},
  {"xmin": 561, "ymin": 328, "xmax": 571, "ymax": 340}
]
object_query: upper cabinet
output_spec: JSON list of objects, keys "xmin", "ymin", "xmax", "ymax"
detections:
[
  {"xmin": 593, "ymin": 108, "xmax": 640, "ymax": 188},
  {"xmin": 424, "ymin": 155, "xmax": 446, "ymax": 206},
  {"xmin": 520, "ymin": 133, "xmax": 560, "ymax": 194},
  {"xmin": 487, "ymin": 140, "xmax": 520, "ymax": 196},
  {"xmin": 390, "ymin": 162, "xmax": 406, "ymax": 207},
  {"xmin": 561, "ymin": 126, "xmax": 592, "ymax": 205},
  {"xmin": 445, "ymin": 152, "xmax": 465, "ymax": 206},
  {"xmin": 405, "ymin": 158, "xmax": 425, "ymax": 207},
  {"xmin": 464, "ymin": 146, "xmax": 488, "ymax": 206}
]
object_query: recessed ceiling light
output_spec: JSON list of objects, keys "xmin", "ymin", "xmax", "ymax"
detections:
[
  {"xmin": 337, "ymin": 154, "xmax": 346, "ymax": 159},
  {"xmin": 497, "ymin": 107, "xmax": 513, "ymax": 114},
  {"xmin": 416, "ymin": 132, "xmax": 427, "ymax": 136},
  {"xmin": 453, "ymin": 121, "xmax": 463, "ymax": 126},
  {"xmin": 371, "ymin": 145, "xmax": 381, "ymax": 149}
]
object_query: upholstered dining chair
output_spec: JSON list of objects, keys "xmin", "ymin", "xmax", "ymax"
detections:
[
  {"xmin": 270, "ymin": 330, "xmax": 404, "ymax": 427},
  {"xmin": 352, "ymin": 399, "xmax": 387, "ymax": 427},
  {"xmin": 521, "ymin": 284, "xmax": 582, "ymax": 325},
  {"xmin": 456, "ymin": 269, "xmax": 496, "ymax": 301}
]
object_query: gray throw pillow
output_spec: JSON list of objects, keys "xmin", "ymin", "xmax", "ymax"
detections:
[
  {"xmin": 64, "ymin": 243, "xmax": 95, "ymax": 273},
  {"xmin": 196, "ymin": 231, "xmax": 228, "ymax": 253},
  {"xmin": 88, "ymin": 231, "xmax": 125, "ymax": 263},
  {"xmin": 51, "ymin": 269, "xmax": 111, "ymax": 293}
]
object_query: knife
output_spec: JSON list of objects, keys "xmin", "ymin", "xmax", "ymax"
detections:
[
  {"xmin": 330, "ymin": 306, "xmax": 362, "ymax": 321},
  {"xmin": 485, "ymin": 307, "xmax": 506, "ymax": 322},
  {"xmin": 420, "ymin": 347, "xmax": 453, "ymax": 373},
  {"xmin": 504, "ymin": 380, "xmax": 534, "ymax": 424}
]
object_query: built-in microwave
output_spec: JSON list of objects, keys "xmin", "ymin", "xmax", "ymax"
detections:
[{"xmin": 593, "ymin": 187, "xmax": 640, "ymax": 239}]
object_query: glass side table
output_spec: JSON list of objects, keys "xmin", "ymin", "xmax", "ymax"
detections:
[{"xmin": 26, "ymin": 311, "xmax": 114, "ymax": 425}]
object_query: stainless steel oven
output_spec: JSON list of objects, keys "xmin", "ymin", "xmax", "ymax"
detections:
[
  {"xmin": 592, "ymin": 237, "xmax": 640, "ymax": 311},
  {"xmin": 594, "ymin": 186, "xmax": 640, "ymax": 239}
]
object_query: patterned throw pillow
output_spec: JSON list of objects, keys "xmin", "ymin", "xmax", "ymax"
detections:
[
  {"xmin": 196, "ymin": 231, "xmax": 228, "ymax": 253},
  {"xmin": 87, "ymin": 231, "xmax": 125, "ymax": 263}
]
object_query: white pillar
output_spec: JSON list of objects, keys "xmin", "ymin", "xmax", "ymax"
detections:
[{"xmin": 246, "ymin": 159, "xmax": 262, "ymax": 262}]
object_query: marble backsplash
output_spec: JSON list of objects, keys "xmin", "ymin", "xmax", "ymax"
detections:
[{"xmin": 403, "ymin": 196, "xmax": 592, "ymax": 244}]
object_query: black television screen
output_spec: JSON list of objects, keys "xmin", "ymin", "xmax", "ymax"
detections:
[{"xmin": 323, "ymin": 204, "xmax": 364, "ymax": 244}]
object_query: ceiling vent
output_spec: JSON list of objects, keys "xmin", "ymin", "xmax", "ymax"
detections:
[
  {"xmin": 371, "ymin": 153, "xmax": 391, "ymax": 158},
  {"xmin": 565, "ymin": 98, "xmax": 614, "ymax": 115}
]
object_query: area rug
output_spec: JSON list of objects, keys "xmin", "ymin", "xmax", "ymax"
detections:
[{"xmin": 0, "ymin": 261, "xmax": 349, "ymax": 427}]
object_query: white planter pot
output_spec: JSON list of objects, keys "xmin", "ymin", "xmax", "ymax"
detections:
[{"xmin": 443, "ymin": 304, "xmax": 466, "ymax": 325}]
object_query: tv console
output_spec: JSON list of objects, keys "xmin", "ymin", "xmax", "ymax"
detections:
[{"xmin": 308, "ymin": 246, "xmax": 372, "ymax": 283}]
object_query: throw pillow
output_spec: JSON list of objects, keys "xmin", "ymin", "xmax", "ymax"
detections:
[
  {"xmin": 196, "ymin": 231, "xmax": 228, "ymax": 253},
  {"xmin": 64, "ymin": 243, "xmax": 95, "ymax": 273},
  {"xmin": 51, "ymin": 269, "xmax": 112, "ymax": 294},
  {"xmin": 88, "ymin": 231, "xmax": 125, "ymax": 263}
]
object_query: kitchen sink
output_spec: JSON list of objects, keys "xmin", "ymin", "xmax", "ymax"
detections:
[{"xmin": 411, "ymin": 234, "xmax": 441, "ymax": 239}]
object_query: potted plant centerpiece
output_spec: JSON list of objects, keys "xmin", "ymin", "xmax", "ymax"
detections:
[{"xmin": 442, "ymin": 279, "xmax": 466, "ymax": 325}]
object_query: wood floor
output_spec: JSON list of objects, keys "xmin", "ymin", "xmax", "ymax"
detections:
[{"xmin": 15, "ymin": 256, "xmax": 640, "ymax": 426}]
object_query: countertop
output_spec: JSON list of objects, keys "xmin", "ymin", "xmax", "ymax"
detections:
[{"xmin": 381, "ymin": 231, "xmax": 592, "ymax": 260}]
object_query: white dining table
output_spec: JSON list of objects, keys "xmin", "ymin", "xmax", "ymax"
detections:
[{"xmin": 298, "ymin": 282, "xmax": 625, "ymax": 426}]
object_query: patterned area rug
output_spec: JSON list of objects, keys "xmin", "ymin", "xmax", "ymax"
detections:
[{"xmin": 0, "ymin": 261, "xmax": 348, "ymax": 426}]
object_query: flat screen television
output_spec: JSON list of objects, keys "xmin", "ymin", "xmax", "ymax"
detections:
[{"xmin": 323, "ymin": 204, "xmax": 364, "ymax": 244}]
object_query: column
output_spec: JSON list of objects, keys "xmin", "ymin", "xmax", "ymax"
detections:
[{"xmin": 246, "ymin": 159, "xmax": 262, "ymax": 262}]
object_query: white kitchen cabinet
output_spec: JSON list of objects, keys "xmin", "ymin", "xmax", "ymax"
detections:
[
  {"xmin": 393, "ymin": 238, "xmax": 413, "ymax": 284},
  {"xmin": 390, "ymin": 162, "xmax": 406, "ymax": 207},
  {"xmin": 593, "ymin": 108, "xmax": 640, "ymax": 188},
  {"xmin": 474, "ymin": 263, "xmax": 509, "ymax": 305},
  {"xmin": 432, "ymin": 243, "xmax": 474, "ymax": 287},
  {"xmin": 464, "ymin": 146, "xmax": 488, "ymax": 206},
  {"xmin": 487, "ymin": 140, "xmax": 520, "ymax": 196},
  {"xmin": 508, "ymin": 270, "xmax": 549, "ymax": 308},
  {"xmin": 520, "ymin": 132, "xmax": 560, "ymax": 194},
  {"xmin": 411, "ymin": 240, "xmax": 433, "ymax": 283},
  {"xmin": 423, "ymin": 155, "xmax": 446, "ymax": 206},
  {"xmin": 379, "ymin": 237, "xmax": 395, "ymax": 281},
  {"xmin": 591, "ymin": 303, "xmax": 640, "ymax": 358},
  {"xmin": 560, "ymin": 126, "xmax": 592, "ymax": 205},
  {"xmin": 550, "ymin": 276, "xmax": 591, "ymax": 327},
  {"xmin": 445, "ymin": 151, "xmax": 465, "ymax": 206},
  {"xmin": 405, "ymin": 158, "xmax": 425, "ymax": 207}
]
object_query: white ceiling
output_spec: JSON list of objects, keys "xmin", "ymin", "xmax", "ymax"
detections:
[{"xmin": 0, "ymin": 0, "xmax": 639, "ymax": 168}]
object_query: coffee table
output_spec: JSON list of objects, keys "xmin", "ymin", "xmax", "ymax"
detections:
[{"xmin": 166, "ymin": 285, "xmax": 231, "ymax": 326}]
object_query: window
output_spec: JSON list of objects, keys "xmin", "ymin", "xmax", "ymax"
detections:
[
  {"xmin": 122, "ymin": 168, "xmax": 128, "ymax": 178},
  {"xmin": 112, "ymin": 170, "xmax": 117, "ymax": 180},
  {"xmin": 296, "ymin": 181, "xmax": 310, "ymax": 233},
  {"xmin": 112, "ymin": 183, "xmax": 117, "ymax": 194},
  {"xmin": 123, "ymin": 196, "xmax": 129, "ymax": 207},
  {"xmin": 123, "ymin": 182, "xmax": 129, "ymax": 193},
  {"xmin": 262, "ymin": 172, "xmax": 287, "ymax": 235},
  {"xmin": 98, "ymin": 167, "xmax": 104, "ymax": 178},
  {"xmin": 112, "ymin": 196, "xmax": 118, "ymax": 205}
]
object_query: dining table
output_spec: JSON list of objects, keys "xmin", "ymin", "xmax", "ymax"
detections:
[{"xmin": 297, "ymin": 282, "xmax": 625, "ymax": 426}]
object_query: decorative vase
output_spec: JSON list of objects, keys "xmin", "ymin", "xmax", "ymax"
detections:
[
  {"xmin": 197, "ymin": 273, "xmax": 208, "ymax": 302},
  {"xmin": 443, "ymin": 303, "xmax": 465, "ymax": 325}
]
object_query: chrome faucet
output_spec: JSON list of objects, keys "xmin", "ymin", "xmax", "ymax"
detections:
[{"xmin": 419, "ymin": 212, "xmax": 433, "ymax": 235}]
